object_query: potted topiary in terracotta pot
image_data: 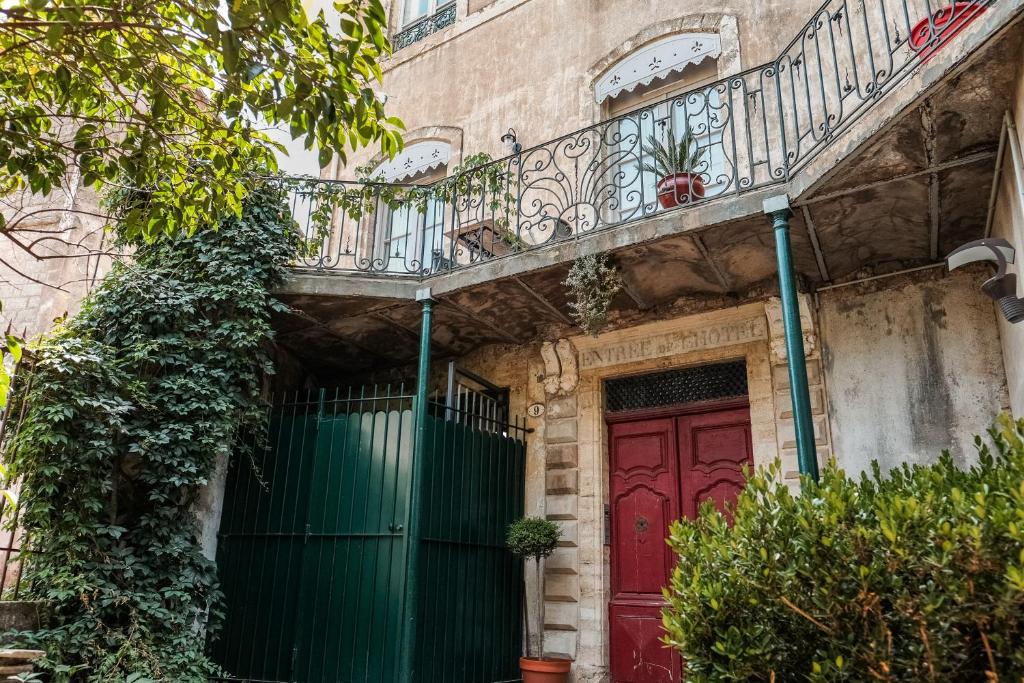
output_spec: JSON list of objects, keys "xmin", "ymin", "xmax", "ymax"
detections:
[
  {"xmin": 507, "ymin": 517, "xmax": 571, "ymax": 683},
  {"xmin": 643, "ymin": 129, "xmax": 706, "ymax": 210}
]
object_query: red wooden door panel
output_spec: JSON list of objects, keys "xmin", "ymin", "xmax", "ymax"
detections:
[
  {"xmin": 608, "ymin": 418, "xmax": 681, "ymax": 683},
  {"xmin": 677, "ymin": 407, "xmax": 753, "ymax": 521},
  {"xmin": 608, "ymin": 401, "xmax": 752, "ymax": 683},
  {"xmin": 609, "ymin": 602, "xmax": 678, "ymax": 683},
  {"xmin": 609, "ymin": 418, "xmax": 679, "ymax": 596}
]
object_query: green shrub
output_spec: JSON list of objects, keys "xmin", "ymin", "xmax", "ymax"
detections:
[
  {"xmin": 663, "ymin": 414, "xmax": 1024, "ymax": 682},
  {"xmin": 506, "ymin": 517, "xmax": 561, "ymax": 562}
]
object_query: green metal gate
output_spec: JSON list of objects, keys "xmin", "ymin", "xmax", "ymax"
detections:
[{"xmin": 211, "ymin": 387, "xmax": 526, "ymax": 683}]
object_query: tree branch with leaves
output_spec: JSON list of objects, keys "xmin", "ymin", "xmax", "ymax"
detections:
[{"xmin": 0, "ymin": 0, "xmax": 405, "ymax": 407}]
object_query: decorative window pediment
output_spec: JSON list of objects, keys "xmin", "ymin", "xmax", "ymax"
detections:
[
  {"xmin": 372, "ymin": 140, "xmax": 451, "ymax": 182},
  {"xmin": 595, "ymin": 33, "xmax": 722, "ymax": 103}
]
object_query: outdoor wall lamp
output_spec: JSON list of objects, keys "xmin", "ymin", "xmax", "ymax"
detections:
[
  {"xmin": 946, "ymin": 238, "xmax": 1024, "ymax": 324},
  {"xmin": 501, "ymin": 128, "xmax": 522, "ymax": 154}
]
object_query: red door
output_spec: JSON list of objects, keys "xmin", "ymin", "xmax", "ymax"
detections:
[{"xmin": 608, "ymin": 401, "xmax": 752, "ymax": 683}]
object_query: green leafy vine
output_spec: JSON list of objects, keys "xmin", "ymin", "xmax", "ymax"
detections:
[
  {"xmin": 297, "ymin": 151, "xmax": 524, "ymax": 250},
  {"xmin": 5, "ymin": 182, "xmax": 298, "ymax": 682}
]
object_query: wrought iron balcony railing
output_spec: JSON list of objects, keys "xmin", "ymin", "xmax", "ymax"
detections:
[
  {"xmin": 289, "ymin": 0, "xmax": 999, "ymax": 280},
  {"xmin": 393, "ymin": 1, "xmax": 457, "ymax": 50}
]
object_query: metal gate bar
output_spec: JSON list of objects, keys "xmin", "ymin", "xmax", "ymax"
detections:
[
  {"xmin": 298, "ymin": 387, "xmax": 410, "ymax": 683},
  {"xmin": 214, "ymin": 392, "xmax": 321, "ymax": 680},
  {"xmin": 211, "ymin": 385, "xmax": 525, "ymax": 683},
  {"xmin": 417, "ymin": 405, "xmax": 525, "ymax": 682}
]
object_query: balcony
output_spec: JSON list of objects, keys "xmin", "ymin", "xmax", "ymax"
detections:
[
  {"xmin": 276, "ymin": 0, "xmax": 1024, "ymax": 379},
  {"xmin": 392, "ymin": 1, "xmax": 457, "ymax": 50}
]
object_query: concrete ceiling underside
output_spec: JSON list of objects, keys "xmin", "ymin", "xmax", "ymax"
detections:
[{"xmin": 274, "ymin": 31, "xmax": 1023, "ymax": 383}]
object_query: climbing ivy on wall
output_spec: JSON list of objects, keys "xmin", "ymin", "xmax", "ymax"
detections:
[{"xmin": 7, "ymin": 183, "xmax": 297, "ymax": 681}]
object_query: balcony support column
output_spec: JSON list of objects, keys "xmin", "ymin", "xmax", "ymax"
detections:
[
  {"xmin": 399, "ymin": 287, "xmax": 434, "ymax": 681},
  {"xmin": 764, "ymin": 195, "xmax": 819, "ymax": 482}
]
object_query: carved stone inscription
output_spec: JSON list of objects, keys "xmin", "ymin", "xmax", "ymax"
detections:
[{"xmin": 578, "ymin": 318, "xmax": 767, "ymax": 370}]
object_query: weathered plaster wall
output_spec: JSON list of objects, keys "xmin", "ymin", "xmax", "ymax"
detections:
[
  {"xmin": 0, "ymin": 182, "xmax": 109, "ymax": 339},
  {"xmin": 196, "ymin": 452, "xmax": 231, "ymax": 562},
  {"xmin": 992, "ymin": 60, "xmax": 1024, "ymax": 416},
  {"xmin": 467, "ymin": 0, "xmax": 496, "ymax": 14},
  {"xmin": 819, "ymin": 268, "xmax": 1010, "ymax": 474}
]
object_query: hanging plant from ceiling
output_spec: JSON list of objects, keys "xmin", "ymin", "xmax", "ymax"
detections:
[
  {"xmin": 5, "ymin": 180, "xmax": 297, "ymax": 681},
  {"xmin": 563, "ymin": 253, "xmax": 624, "ymax": 336}
]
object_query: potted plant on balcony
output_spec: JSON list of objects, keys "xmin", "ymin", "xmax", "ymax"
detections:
[
  {"xmin": 507, "ymin": 516, "xmax": 570, "ymax": 683},
  {"xmin": 432, "ymin": 152, "xmax": 525, "ymax": 257},
  {"xmin": 643, "ymin": 128, "xmax": 706, "ymax": 210}
]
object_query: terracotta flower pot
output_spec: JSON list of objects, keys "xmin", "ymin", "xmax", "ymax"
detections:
[
  {"xmin": 656, "ymin": 172, "xmax": 706, "ymax": 210},
  {"xmin": 909, "ymin": 2, "xmax": 986, "ymax": 63},
  {"xmin": 520, "ymin": 656, "xmax": 572, "ymax": 683}
]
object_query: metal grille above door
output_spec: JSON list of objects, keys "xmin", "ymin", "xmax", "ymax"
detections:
[{"xmin": 605, "ymin": 360, "xmax": 748, "ymax": 413}]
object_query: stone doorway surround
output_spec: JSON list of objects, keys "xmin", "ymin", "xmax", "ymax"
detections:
[{"xmin": 537, "ymin": 298, "xmax": 832, "ymax": 682}]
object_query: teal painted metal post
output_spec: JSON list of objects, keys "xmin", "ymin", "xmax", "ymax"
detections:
[
  {"xmin": 764, "ymin": 196, "xmax": 819, "ymax": 481},
  {"xmin": 399, "ymin": 288, "xmax": 434, "ymax": 682}
]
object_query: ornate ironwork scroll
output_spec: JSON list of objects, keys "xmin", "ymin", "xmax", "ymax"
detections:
[
  {"xmin": 287, "ymin": 0, "xmax": 997, "ymax": 279},
  {"xmin": 394, "ymin": 2, "xmax": 458, "ymax": 51}
]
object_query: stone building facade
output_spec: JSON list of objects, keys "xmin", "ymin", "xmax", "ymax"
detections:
[
  {"xmin": 3, "ymin": 1, "xmax": 1024, "ymax": 681},
  {"xmin": 446, "ymin": 267, "xmax": 1009, "ymax": 679},
  {"xmin": 279, "ymin": 2, "xmax": 1024, "ymax": 679},
  {"xmin": 0, "ymin": 183, "xmax": 108, "ymax": 340}
]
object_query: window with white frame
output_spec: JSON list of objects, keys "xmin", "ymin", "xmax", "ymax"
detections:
[
  {"xmin": 371, "ymin": 140, "xmax": 451, "ymax": 274},
  {"xmin": 403, "ymin": 0, "xmax": 442, "ymax": 25},
  {"xmin": 394, "ymin": 0, "xmax": 457, "ymax": 49},
  {"xmin": 379, "ymin": 190, "xmax": 445, "ymax": 273},
  {"xmin": 597, "ymin": 34, "xmax": 729, "ymax": 217}
]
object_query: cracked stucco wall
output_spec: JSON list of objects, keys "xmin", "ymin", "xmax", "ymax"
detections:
[{"xmin": 819, "ymin": 268, "xmax": 1010, "ymax": 474}]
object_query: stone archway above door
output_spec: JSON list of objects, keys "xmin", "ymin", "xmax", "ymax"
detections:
[{"xmin": 541, "ymin": 301, "xmax": 827, "ymax": 680}]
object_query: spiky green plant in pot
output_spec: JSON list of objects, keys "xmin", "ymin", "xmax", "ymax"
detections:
[{"xmin": 642, "ymin": 129, "xmax": 706, "ymax": 208}]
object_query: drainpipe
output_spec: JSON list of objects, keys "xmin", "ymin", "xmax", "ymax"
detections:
[
  {"xmin": 764, "ymin": 195, "xmax": 819, "ymax": 482},
  {"xmin": 399, "ymin": 287, "xmax": 434, "ymax": 682},
  {"xmin": 1006, "ymin": 112, "xmax": 1024, "ymax": 230},
  {"xmin": 986, "ymin": 111, "xmax": 1024, "ymax": 239}
]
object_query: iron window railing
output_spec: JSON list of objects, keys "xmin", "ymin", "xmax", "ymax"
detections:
[
  {"xmin": 393, "ymin": 1, "xmax": 457, "ymax": 50},
  {"xmin": 288, "ymin": 0, "xmax": 1001, "ymax": 280}
]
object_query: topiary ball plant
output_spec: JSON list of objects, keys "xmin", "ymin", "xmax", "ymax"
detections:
[
  {"xmin": 507, "ymin": 516, "xmax": 561, "ymax": 562},
  {"xmin": 507, "ymin": 517, "xmax": 561, "ymax": 659}
]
